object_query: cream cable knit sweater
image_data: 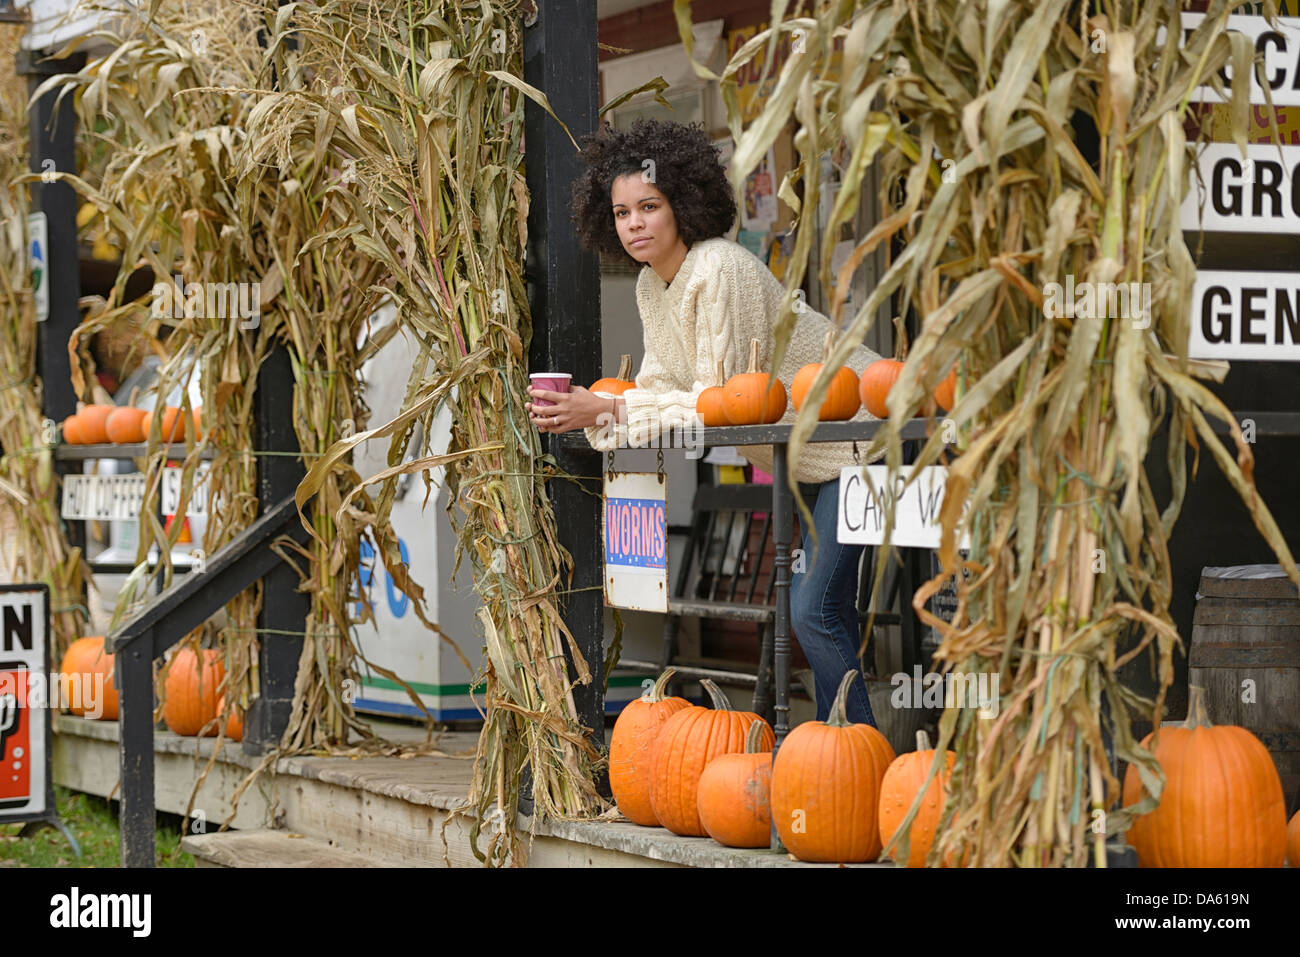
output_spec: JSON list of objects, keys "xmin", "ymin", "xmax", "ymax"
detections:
[{"xmin": 584, "ymin": 237, "xmax": 885, "ymax": 483}]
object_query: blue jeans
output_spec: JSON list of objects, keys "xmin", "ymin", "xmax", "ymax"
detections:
[{"xmin": 788, "ymin": 477, "xmax": 877, "ymax": 727}]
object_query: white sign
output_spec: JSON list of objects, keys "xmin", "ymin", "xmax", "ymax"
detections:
[
  {"xmin": 1170, "ymin": 14, "xmax": 1300, "ymax": 106},
  {"xmin": 1191, "ymin": 270, "xmax": 1300, "ymax": 360},
  {"xmin": 837, "ymin": 465, "xmax": 970, "ymax": 549},
  {"xmin": 0, "ymin": 585, "xmax": 49, "ymax": 819},
  {"xmin": 603, "ymin": 471, "xmax": 668, "ymax": 613},
  {"xmin": 27, "ymin": 212, "xmax": 48, "ymax": 323},
  {"xmin": 61, "ymin": 465, "xmax": 209, "ymax": 521},
  {"xmin": 1183, "ymin": 143, "xmax": 1300, "ymax": 233}
]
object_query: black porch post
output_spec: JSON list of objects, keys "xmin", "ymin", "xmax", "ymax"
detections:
[
  {"xmin": 522, "ymin": 1, "xmax": 607, "ymax": 779},
  {"xmin": 246, "ymin": 345, "xmax": 310, "ymax": 753}
]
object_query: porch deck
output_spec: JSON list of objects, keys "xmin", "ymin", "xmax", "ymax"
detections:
[{"xmin": 53, "ymin": 715, "xmax": 884, "ymax": 868}]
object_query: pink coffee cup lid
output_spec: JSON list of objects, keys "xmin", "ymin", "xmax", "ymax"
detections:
[{"xmin": 530, "ymin": 373, "xmax": 571, "ymax": 382}]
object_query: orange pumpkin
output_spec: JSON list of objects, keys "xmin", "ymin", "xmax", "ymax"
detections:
[
  {"xmin": 77, "ymin": 404, "xmax": 114, "ymax": 444},
  {"xmin": 1288, "ymin": 809, "xmax": 1300, "ymax": 867},
  {"xmin": 219, "ymin": 695, "xmax": 244, "ymax": 742},
  {"xmin": 62, "ymin": 415, "xmax": 85, "ymax": 445},
  {"xmin": 791, "ymin": 331, "xmax": 861, "ymax": 421},
  {"xmin": 649, "ymin": 679, "xmax": 774, "ymax": 837},
  {"xmin": 722, "ymin": 339, "xmax": 786, "ymax": 425},
  {"xmin": 1122, "ymin": 685, "xmax": 1287, "ymax": 867},
  {"xmin": 145, "ymin": 405, "xmax": 197, "ymax": 443},
  {"xmin": 105, "ymin": 406, "xmax": 148, "ymax": 444},
  {"xmin": 162, "ymin": 647, "xmax": 226, "ymax": 736},
  {"xmin": 859, "ymin": 359, "xmax": 904, "ymax": 419},
  {"xmin": 771, "ymin": 670, "xmax": 895, "ymax": 862},
  {"xmin": 609, "ymin": 668, "xmax": 691, "ymax": 826},
  {"xmin": 695, "ymin": 360, "xmax": 730, "ymax": 427},
  {"xmin": 932, "ymin": 367, "xmax": 958, "ymax": 413},
  {"xmin": 58, "ymin": 636, "xmax": 119, "ymax": 721},
  {"xmin": 878, "ymin": 729, "xmax": 956, "ymax": 867},
  {"xmin": 590, "ymin": 354, "xmax": 636, "ymax": 395},
  {"xmin": 697, "ymin": 720, "xmax": 773, "ymax": 848}
]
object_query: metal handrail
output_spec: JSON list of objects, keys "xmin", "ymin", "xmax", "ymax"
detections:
[{"xmin": 106, "ymin": 495, "xmax": 313, "ymax": 867}]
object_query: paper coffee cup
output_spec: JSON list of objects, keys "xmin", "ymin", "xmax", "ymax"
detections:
[{"xmin": 529, "ymin": 373, "xmax": 571, "ymax": 407}]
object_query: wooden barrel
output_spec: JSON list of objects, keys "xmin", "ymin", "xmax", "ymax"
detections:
[{"xmin": 1189, "ymin": 569, "xmax": 1300, "ymax": 815}]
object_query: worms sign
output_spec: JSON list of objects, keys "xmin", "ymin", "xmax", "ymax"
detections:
[{"xmin": 603, "ymin": 472, "xmax": 668, "ymax": 613}]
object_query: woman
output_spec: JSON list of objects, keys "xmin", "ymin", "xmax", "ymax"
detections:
[{"xmin": 524, "ymin": 119, "xmax": 885, "ymax": 725}]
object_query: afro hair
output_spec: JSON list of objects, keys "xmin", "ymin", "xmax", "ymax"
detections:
[{"xmin": 571, "ymin": 119, "xmax": 736, "ymax": 263}]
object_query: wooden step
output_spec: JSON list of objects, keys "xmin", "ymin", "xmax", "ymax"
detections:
[{"xmin": 181, "ymin": 829, "xmax": 402, "ymax": 868}]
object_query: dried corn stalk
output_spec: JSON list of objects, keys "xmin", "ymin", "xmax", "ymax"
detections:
[
  {"xmin": 0, "ymin": 22, "xmax": 90, "ymax": 648},
  {"xmin": 682, "ymin": 0, "xmax": 1299, "ymax": 865}
]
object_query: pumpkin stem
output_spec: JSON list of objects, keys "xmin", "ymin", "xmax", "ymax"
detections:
[
  {"xmin": 744, "ymin": 720, "xmax": 767, "ymax": 753},
  {"xmin": 644, "ymin": 667, "xmax": 677, "ymax": 702},
  {"xmin": 892, "ymin": 315, "xmax": 909, "ymax": 361},
  {"xmin": 746, "ymin": 338, "xmax": 761, "ymax": 375},
  {"xmin": 715, "ymin": 359, "xmax": 725, "ymax": 386},
  {"xmin": 616, "ymin": 354, "xmax": 633, "ymax": 381},
  {"xmin": 1185, "ymin": 685, "xmax": 1213, "ymax": 729},
  {"xmin": 826, "ymin": 670, "xmax": 858, "ymax": 727},
  {"xmin": 700, "ymin": 678, "xmax": 732, "ymax": 711},
  {"xmin": 915, "ymin": 730, "xmax": 932, "ymax": 752}
]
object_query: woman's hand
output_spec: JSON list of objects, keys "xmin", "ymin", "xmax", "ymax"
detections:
[{"xmin": 526, "ymin": 385, "xmax": 617, "ymax": 433}]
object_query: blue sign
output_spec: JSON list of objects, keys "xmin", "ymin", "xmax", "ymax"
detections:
[
  {"xmin": 355, "ymin": 536, "xmax": 411, "ymax": 620},
  {"xmin": 604, "ymin": 497, "xmax": 666, "ymax": 569}
]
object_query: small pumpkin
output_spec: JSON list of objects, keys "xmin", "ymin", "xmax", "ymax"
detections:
[
  {"xmin": 1288, "ymin": 809, "xmax": 1300, "ymax": 867},
  {"xmin": 105, "ymin": 406, "xmax": 148, "ymax": 444},
  {"xmin": 58, "ymin": 636, "xmax": 119, "ymax": 720},
  {"xmin": 722, "ymin": 339, "xmax": 786, "ymax": 425},
  {"xmin": 61, "ymin": 415, "xmax": 85, "ymax": 445},
  {"xmin": 771, "ymin": 670, "xmax": 895, "ymax": 862},
  {"xmin": 145, "ymin": 405, "xmax": 200, "ymax": 443},
  {"xmin": 697, "ymin": 720, "xmax": 773, "ymax": 848},
  {"xmin": 162, "ymin": 647, "xmax": 226, "ymax": 737},
  {"xmin": 932, "ymin": 367, "xmax": 958, "ymax": 413},
  {"xmin": 590, "ymin": 354, "xmax": 636, "ymax": 395},
  {"xmin": 1121, "ymin": 685, "xmax": 1287, "ymax": 867},
  {"xmin": 878, "ymin": 729, "xmax": 956, "ymax": 867},
  {"xmin": 695, "ymin": 360, "xmax": 730, "ymax": 427},
  {"xmin": 859, "ymin": 359, "xmax": 904, "ymax": 419},
  {"xmin": 791, "ymin": 330, "xmax": 860, "ymax": 421},
  {"xmin": 609, "ymin": 668, "xmax": 691, "ymax": 826},
  {"xmin": 649, "ymin": 679, "xmax": 774, "ymax": 837},
  {"xmin": 77, "ymin": 404, "xmax": 114, "ymax": 444},
  {"xmin": 219, "ymin": 695, "xmax": 244, "ymax": 742}
]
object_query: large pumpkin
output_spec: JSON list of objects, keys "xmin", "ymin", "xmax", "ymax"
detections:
[
  {"xmin": 859, "ymin": 359, "xmax": 904, "ymax": 419},
  {"xmin": 649, "ymin": 679, "xmax": 774, "ymax": 836},
  {"xmin": 162, "ymin": 647, "xmax": 226, "ymax": 736},
  {"xmin": 722, "ymin": 339, "xmax": 786, "ymax": 425},
  {"xmin": 609, "ymin": 668, "xmax": 691, "ymax": 826},
  {"xmin": 697, "ymin": 720, "xmax": 773, "ymax": 848},
  {"xmin": 695, "ymin": 360, "xmax": 730, "ymax": 427},
  {"xmin": 791, "ymin": 331, "xmax": 860, "ymax": 421},
  {"xmin": 1288, "ymin": 809, "xmax": 1300, "ymax": 867},
  {"xmin": 771, "ymin": 670, "xmax": 895, "ymax": 862},
  {"xmin": 1121, "ymin": 685, "xmax": 1287, "ymax": 867},
  {"xmin": 58, "ymin": 636, "xmax": 119, "ymax": 720},
  {"xmin": 878, "ymin": 729, "xmax": 956, "ymax": 867},
  {"xmin": 590, "ymin": 354, "xmax": 636, "ymax": 395}
]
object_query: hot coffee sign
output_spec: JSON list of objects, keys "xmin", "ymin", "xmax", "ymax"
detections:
[{"xmin": 0, "ymin": 585, "xmax": 51, "ymax": 822}]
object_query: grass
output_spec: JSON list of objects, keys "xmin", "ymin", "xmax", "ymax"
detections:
[{"xmin": 0, "ymin": 786, "xmax": 193, "ymax": 868}]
